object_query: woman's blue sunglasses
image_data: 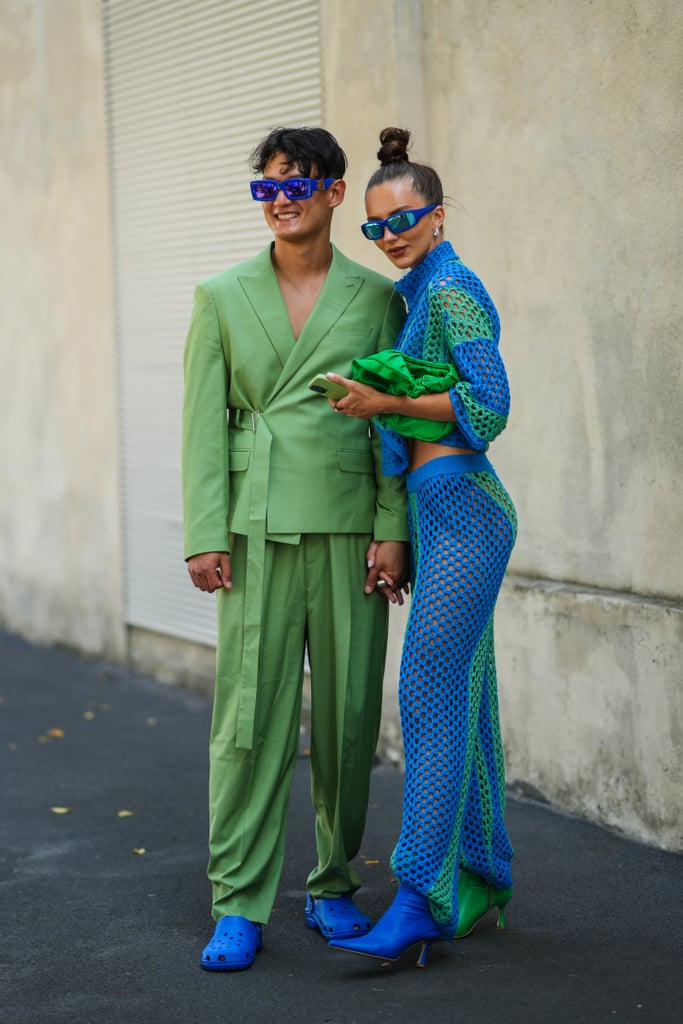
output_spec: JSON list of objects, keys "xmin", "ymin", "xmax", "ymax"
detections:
[
  {"xmin": 250, "ymin": 177, "xmax": 335, "ymax": 201},
  {"xmin": 361, "ymin": 204, "xmax": 437, "ymax": 240}
]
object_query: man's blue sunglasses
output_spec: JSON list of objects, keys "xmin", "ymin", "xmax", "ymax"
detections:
[
  {"xmin": 250, "ymin": 177, "xmax": 336, "ymax": 202},
  {"xmin": 361, "ymin": 204, "xmax": 437, "ymax": 240}
]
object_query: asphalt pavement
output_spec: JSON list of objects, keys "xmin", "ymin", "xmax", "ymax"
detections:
[{"xmin": 1, "ymin": 628, "xmax": 682, "ymax": 1024}]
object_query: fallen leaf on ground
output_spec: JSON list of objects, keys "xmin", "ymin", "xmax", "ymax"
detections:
[
  {"xmin": 146, "ymin": 717, "xmax": 157, "ymax": 727},
  {"xmin": 133, "ymin": 847, "xmax": 146, "ymax": 855},
  {"xmin": 117, "ymin": 810, "xmax": 135, "ymax": 818},
  {"xmin": 50, "ymin": 807, "xmax": 72, "ymax": 815},
  {"xmin": 46, "ymin": 728, "xmax": 64, "ymax": 738},
  {"xmin": 364, "ymin": 859, "xmax": 379, "ymax": 865},
  {"xmin": 83, "ymin": 711, "xmax": 96, "ymax": 721}
]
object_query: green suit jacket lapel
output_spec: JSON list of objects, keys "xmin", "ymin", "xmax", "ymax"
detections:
[
  {"xmin": 236, "ymin": 244, "xmax": 363, "ymax": 403},
  {"xmin": 275, "ymin": 244, "xmax": 363, "ymax": 397},
  {"xmin": 236, "ymin": 246, "xmax": 294, "ymax": 370}
]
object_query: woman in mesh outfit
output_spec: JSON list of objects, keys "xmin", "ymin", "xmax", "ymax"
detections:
[{"xmin": 325, "ymin": 127, "xmax": 517, "ymax": 968}]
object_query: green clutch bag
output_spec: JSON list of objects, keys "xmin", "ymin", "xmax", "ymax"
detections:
[{"xmin": 351, "ymin": 349, "xmax": 459, "ymax": 442}]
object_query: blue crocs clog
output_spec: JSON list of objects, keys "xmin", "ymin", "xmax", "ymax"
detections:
[
  {"xmin": 200, "ymin": 915, "xmax": 263, "ymax": 971},
  {"xmin": 305, "ymin": 894, "xmax": 372, "ymax": 939}
]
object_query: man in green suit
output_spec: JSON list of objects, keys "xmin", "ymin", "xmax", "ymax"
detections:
[{"xmin": 182, "ymin": 127, "xmax": 408, "ymax": 971}]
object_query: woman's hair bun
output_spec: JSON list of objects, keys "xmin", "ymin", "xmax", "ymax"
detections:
[{"xmin": 377, "ymin": 127, "xmax": 411, "ymax": 166}]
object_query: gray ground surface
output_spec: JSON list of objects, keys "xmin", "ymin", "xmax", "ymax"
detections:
[{"xmin": 1, "ymin": 628, "xmax": 681, "ymax": 1024}]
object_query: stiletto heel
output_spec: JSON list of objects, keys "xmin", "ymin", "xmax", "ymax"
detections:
[
  {"xmin": 454, "ymin": 869, "xmax": 512, "ymax": 938},
  {"xmin": 329, "ymin": 883, "xmax": 441, "ymax": 967},
  {"xmin": 415, "ymin": 939, "xmax": 435, "ymax": 969}
]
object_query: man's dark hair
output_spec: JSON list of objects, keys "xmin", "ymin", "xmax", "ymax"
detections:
[{"xmin": 250, "ymin": 127, "xmax": 347, "ymax": 180}]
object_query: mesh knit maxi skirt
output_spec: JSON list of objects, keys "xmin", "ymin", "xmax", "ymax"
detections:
[{"xmin": 391, "ymin": 453, "xmax": 517, "ymax": 938}]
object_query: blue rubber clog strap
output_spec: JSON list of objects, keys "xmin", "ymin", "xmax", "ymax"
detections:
[
  {"xmin": 305, "ymin": 895, "xmax": 372, "ymax": 939},
  {"xmin": 201, "ymin": 915, "xmax": 263, "ymax": 971}
]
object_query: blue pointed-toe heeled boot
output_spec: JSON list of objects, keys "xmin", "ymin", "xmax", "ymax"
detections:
[{"xmin": 328, "ymin": 883, "xmax": 441, "ymax": 968}]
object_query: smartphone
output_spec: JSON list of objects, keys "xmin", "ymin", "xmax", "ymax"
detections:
[{"xmin": 308, "ymin": 374, "xmax": 349, "ymax": 400}]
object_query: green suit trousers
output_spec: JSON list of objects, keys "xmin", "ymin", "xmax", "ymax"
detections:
[{"xmin": 208, "ymin": 532, "xmax": 389, "ymax": 924}]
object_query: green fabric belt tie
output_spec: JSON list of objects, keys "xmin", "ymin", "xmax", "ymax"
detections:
[
  {"xmin": 351, "ymin": 350, "xmax": 460, "ymax": 442},
  {"xmin": 230, "ymin": 408, "xmax": 271, "ymax": 750}
]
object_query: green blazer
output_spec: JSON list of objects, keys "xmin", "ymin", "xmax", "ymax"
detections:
[{"xmin": 182, "ymin": 243, "xmax": 408, "ymax": 561}]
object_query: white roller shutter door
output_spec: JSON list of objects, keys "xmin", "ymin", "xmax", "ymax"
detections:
[{"xmin": 103, "ymin": 0, "xmax": 323, "ymax": 644}]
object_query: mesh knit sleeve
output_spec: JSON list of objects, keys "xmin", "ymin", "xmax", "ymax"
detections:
[{"xmin": 431, "ymin": 282, "xmax": 510, "ymax": 450}]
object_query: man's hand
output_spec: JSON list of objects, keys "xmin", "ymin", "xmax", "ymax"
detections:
[
  {"xmin": 187, "ymin": 551, "xmax": 232, "ymax": 593},
  {"xmin": 364, "ymin": 540, "xmax": 410, "ymax": 605}
]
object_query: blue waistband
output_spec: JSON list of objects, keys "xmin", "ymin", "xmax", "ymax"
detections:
[{"xmin": 406, "ymin": 453, "xmax": 493, "ymax": 492}]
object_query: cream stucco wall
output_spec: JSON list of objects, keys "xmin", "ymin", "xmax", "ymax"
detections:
[
  {"xmin": 422, "ymin": 0, "xmax": 683, "ymax": 851},
  {"xmin": 499, "ymin": 577, "xmax": 682, "ymax": 851},
  {"xmin": 0, "ymin": 0, "xmax": 124, "ymax": 657},
  {"xmin": 421, "ymin": 0, "xmax": 683, "ymax": 598}
]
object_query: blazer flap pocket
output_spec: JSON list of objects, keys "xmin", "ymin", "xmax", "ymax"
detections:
[
  {"xmin": 229, "ymin": 449, "xmax": 251, "ymax": 472},
  {"xmin": 338, "ymin": 449, "xmax": 373, "ymax": 474}
]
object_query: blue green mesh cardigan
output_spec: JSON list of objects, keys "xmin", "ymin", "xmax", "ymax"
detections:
[{"xmin": 376, "ymin": 241, "xmax": 510, "ymax": 475}]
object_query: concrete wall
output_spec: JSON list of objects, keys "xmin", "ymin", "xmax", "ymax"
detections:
[
  {"xmin": 422, "ymin": 0, "xmax": 683, "ymax": 598},
  {"xmin": 421, "ymin": 0, "xmax": 683, "ymax": 851},
  {"xmin": 1, "ymin": 0, "xmax": 680, "ymax": 850},
  {"xmin": 498, "ymin": 577, "xmax": 682, "ymax": 851},
  {"xmin": 0, "ymin": 0, "xmax": 125, "ymax": 658}
]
